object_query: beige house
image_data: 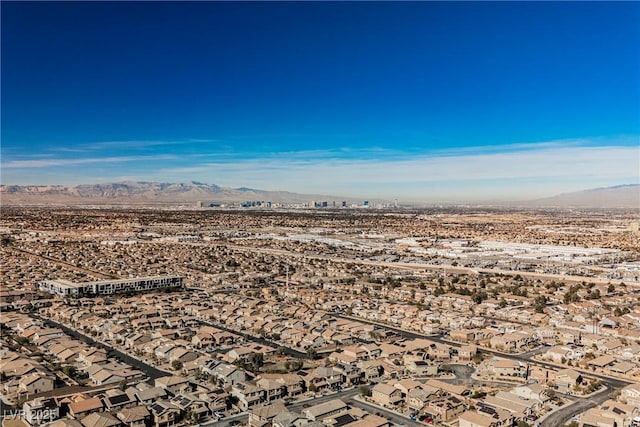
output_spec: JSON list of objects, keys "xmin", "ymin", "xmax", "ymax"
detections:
[
  {"xmin": 117, "ymin": 406, "xmax": 151, "ymax": 427},
  {"xmin": 302, "ymin": 399, "xmax": 348, "ymax": 422},
  {"xmin": 554, "ymin": 369, "xmax": 583, "ymax": 393},
  {"xmin": 18, "ymin": 372, "xmax": 55, "ymax": 396},
  {"xmin": 620, "ymin": 383, "xmax": 640, "ymax": 407},
  {"xmin": 458, "ymin": 411, "xmax": 503, "ymax": 427},
  {"xmin": 371, "ymin": 383, "xmax": 403, "ymax": 407},
  {"xmin": 249, "ymin": 401, "xmax": 286, "ymax": 427}
]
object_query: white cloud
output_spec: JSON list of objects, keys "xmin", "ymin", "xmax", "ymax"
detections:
[
  {"xmin": 3, "ymin": 136, "xmax": 638, "ymax": 201},
  {"xmin": 157, "ymin": 144, "xmax": 639, "ymax": 200},
  {"xmin": 3, "ymin": 154, "xmax": 177, "ymax": 168}
]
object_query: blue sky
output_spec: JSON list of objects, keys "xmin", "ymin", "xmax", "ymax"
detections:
[{"xmin": 2, "ymin": 1, "xmax": 639, "ymax": 201}]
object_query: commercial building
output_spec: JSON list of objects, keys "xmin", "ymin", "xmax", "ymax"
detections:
[{"xmin": 38, "ymin": 275, "xmax": 183, "ymax": 297}]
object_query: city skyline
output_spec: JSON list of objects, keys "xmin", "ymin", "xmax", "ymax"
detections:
[{"xmin": 2, "ymin": 2, "xmax": 639, "ymax": 201}]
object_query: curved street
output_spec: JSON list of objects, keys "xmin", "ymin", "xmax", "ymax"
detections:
[
  {"xmin": 540, "ymin": 387, "xmax": 613, "ymax": 427},
  {"xmin": 33, "ymin": 315, "xmax": 171, "ymax": 381}
]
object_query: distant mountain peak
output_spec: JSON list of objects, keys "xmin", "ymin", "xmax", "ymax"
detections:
[
  {"xmin": 0, "ymin": 181, "xmax": 349, "ymax": 206},
  {"xmin": 530, "ymin": 184, "xmax": 639, "ymax": 208}
]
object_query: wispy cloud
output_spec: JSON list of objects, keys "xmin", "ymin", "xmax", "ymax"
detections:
[
  {"xmin": 155, "ymin": 141, "xmax": 639, "ymax": 200},
  {"xmin": 87, "ymin": 139, "xmax": 218, "ymax": 150},
  {"xmin": 3, "ymin": 136, "xmax": 638, "ymax": 201},
  {"xmin": 3, "ymin": 154, "xmax": 177, "ymax": 169}
]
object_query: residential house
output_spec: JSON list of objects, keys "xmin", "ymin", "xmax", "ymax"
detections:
[
  {"xmin": 272, "ymin": 410, "xmax": 309, "ymax": 427},
  {"xmin": 102, "ymin": 389, "xmax": 136, "ymax": 412},
  {"xmin": 170, "ymin": 393, "xmax": 210, "ymax": 422},
  {"xmin": 154, "ymin": 376, "xmax": 190, "ymax": 395},
  {"xmin": 148, "ymin": 400, "xmax": 181, "ymax": 427},
  {"xmin": 302, "ymin": 399, "xmax": 348, "ymax": 422},
  {"xmin": 484, "ymin": 358, "xmax": 527, "ymax": 378},
  {"xmin": 248, "ymin": 401, "xmax": 286, "ymax": 427},
  {"xmin": 67, "ymin": 396, "xmax": 104, "ymax": 419},
  {"xmin": 128, "ymin": 384, "xmax": 167, "ymax": 405},
  {"xmin": 554, "ymin": 369, "xmax": 583, "ymax": 394},
  {"xmin": 424, "ymin": 395, "xmax": 465, "ymax": 422},
  {"xmin": 23, "ymin": 397, "xmax": 60, "ymax": 426},
  {"xmin": 620, "ymin": 383, "xmax": 640, "ymax": 407},
  {"xmin": 371, "ymin": 384, "xmax": 403, "ymax": 408},
  {"xmin": 116, "ymin": 406, "xmax": 151, "ymax": 427},
  {"xmin": 208, "ymin": 362, "xmax": 246, "ymax": 387},
  {"xmin": 458, "ymin": 411, "xmax": 503, "ymax": 427},
  {"xmin": 405, "ymin": 358, "xmax": 438, "ymax": 377},
  {"xmin": 18, "ymin": 372, "xmax": 55, "ymax": 396},
  {"xmin": 407, "ymin": 386, "xmax": 439, "ymax": 412},
  {"xmin": 256, "ymin": 378, "xmax": 286, "ymax": 403},
  {"xmin": 80, "ymin": 412, "xmax": 121, "ymax": 427},
  {"xmin": 231, "ymin": 382, "xmax": 265, "ymax": 410}
]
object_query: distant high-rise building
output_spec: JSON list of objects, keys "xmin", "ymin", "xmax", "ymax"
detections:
[
  {"xmin": 363, "ymin": 200, "xmax": 369, "ymax": 207},
  {"xmin": 342, "ymin": 201, "xmax": 347, "ymax": 207}
]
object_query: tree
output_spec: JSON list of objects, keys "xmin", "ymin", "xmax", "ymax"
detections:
[
  {"xmin": 533, "ymin": 295, "xmax": 547, "ymax": 313},
  {"xmin": 472, "ymin": 352, "xmax": 484, "ymax": 364},
  {"xmin": 171, "ymin": 360, "xmax": 183, "ymax": 371},
  {"xmin": 244, "ymin": 352, "xmax": 264, "ymax": 373},
  {"xmin": 563, "ymin": 286, "xmax": 581, "ymax": 304},
  {"xmin": 545, "ymin": 387, "xmax": 557, "ymax": 402},
  {"xmin": 62, "ymin": 365, "xmax": 77, "ymax": 378},
  {"xmin": 15, "ymin": 336, "xmax": 30, "ymax": 346},
  {"xmin": 472, "ymin": 291, "xmax": 488, "ymax": 304},
  {"xmin": 359, "ymin": 385, "xmax": 372, "ymax": 397},
  {"xmin": 587, "ymin": 289, "xmax": 601, "ymax": 300}
]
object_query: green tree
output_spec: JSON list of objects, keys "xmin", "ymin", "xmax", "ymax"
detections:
[
  {"xmin": 62, "ymin": 365, "xmax": 77, "ymax": 378},
  {"xmin": 587, "ymin": 289, "xmax": 601, "ymax": 300},
  {"xmin": 359, "ymin": 385, "xmax": 372, "ymax": 397},
  {"xmin": 171, "ymin": 360, "xmax": 183, "ymax": 371},
  {"xmin": 533, "ymin": 295, "xmax": 547, "ymax": 313}
]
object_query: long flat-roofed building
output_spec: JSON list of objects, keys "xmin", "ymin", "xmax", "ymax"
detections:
[{"xmin": 38, "ymin": 275, "xmax": 183, "ymax": 297}]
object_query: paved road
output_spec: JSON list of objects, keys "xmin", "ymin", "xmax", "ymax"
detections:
[
  {"xmin": 199, "ymin": 389, "xmax": 360, "ymax": 427},
  {"xmin": 33, "ymin": 315, "xmax": 171, "ymax": 381},
  {"xmin": 443, "ymin": 364, "xmax": 475, "ymax": 385},
  {"xmin": 332, "ymin": 314, "xmax": 633, "ymax": 426},
  {"xmin": 347, "ymin": 397, "xmax": 422, "ymax": 427},
  {"xmin": 200, "ymin": 319, "xmax": 307, "ymax": 359},
  {"xmin": 540, "ymin": 387, "xmax": 613, "ymax": 427},
  {"xmin": 334, "ymin": 313, "xmax": 632, "ymax": 385},
  {"xmin": 518, "ymin": 345, "xmax": 551, "ymax": 359},
  {"xmin": 11, "ymin": 247, "xmax": 115, "ymax": 279}
]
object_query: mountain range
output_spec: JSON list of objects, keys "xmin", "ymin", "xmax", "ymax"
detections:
[
  {"xmin": 0, "ymin": 181, "xmax": 638, "ymax": 208},
  {"xmin": 521, "ymin": 184, "xmax": 639, "ymax": 209},
  {"xmin": 0, "ymin": 181, "xmax": 353, "ymax": 206}
]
